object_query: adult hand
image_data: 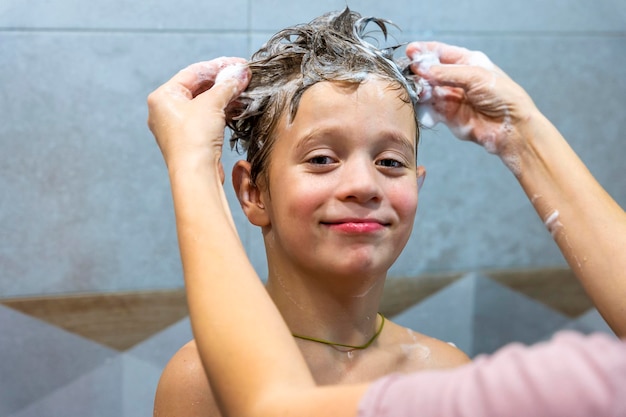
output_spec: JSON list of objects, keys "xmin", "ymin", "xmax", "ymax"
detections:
[
  {"xmin": 406, "ymin": 41, "xmax": 539, "ymax": 166},
  {"xmin": 147, "ymin": 57, "xmax": 250, "ymax": 177}
]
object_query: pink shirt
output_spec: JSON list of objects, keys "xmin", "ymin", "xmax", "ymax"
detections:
[{"xmin": 358, "ymin": 332, "xmax": 626, "ymax": 417}]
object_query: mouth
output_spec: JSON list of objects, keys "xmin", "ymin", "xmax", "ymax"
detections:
[{"xmin": 321, "ymin": 218, "xmax": 389, "ymax": 233}]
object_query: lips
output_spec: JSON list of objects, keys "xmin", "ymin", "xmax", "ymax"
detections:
[{"xmin": 322, "ymin": 218, "xmax": 388, "ymax": 233}]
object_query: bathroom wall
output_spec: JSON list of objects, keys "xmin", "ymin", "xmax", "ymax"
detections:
[
  {"xmin": 1, "ymin": 0, "xmax": 624, "ymax": 415},
  {"xmin": 2, "ymin": 0, "xmax": 625, "ymax": 297}
]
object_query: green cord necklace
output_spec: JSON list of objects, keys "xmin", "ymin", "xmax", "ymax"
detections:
[{"xmin": 292, "ymin": 313, "xmax": 385, "ymax": 350}]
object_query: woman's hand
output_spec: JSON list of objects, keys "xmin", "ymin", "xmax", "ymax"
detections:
[
  {"xmin": 147, "ymin": 57, "xmax": 250, "ymax": 178},
  {"xmin": 408, "ymin": 42, "xmax": 626, "ymax": 337},
  {"xmin": 406, "ymin": 41, "xmax": 539, "ymax": 168}
]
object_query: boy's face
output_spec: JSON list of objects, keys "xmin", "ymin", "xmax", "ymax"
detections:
[{"xmin": 260, "ymin": 77, "xmax": 422, "ymax": 280}]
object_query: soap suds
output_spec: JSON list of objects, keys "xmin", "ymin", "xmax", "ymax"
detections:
[
  {"xmin": 409, "ymin": 51, "xmax": 441, "ymax": 128},
  {"xmin": 182, "ymin": 57, "xmax": 230, "ymax": 83},
  {"xmin": 215, "ymin": 63, "xmax": 248, "ymax": 85},
  {"xmin": 544, "ymin": 209, "xmax": 562, "ymax": 237},
  {"xmin": 544, "ymin": 210, "xmax": 584, "ymax": 272}
]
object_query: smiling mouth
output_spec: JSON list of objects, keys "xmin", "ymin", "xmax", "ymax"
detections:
[{"xmin": 322, "ymin": 220, "xmax": 388, "ymax": 233}]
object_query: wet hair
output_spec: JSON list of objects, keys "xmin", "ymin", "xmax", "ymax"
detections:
[{"xmin": 227, "ymin": 7, "xmax": 421, "ymax": 188}]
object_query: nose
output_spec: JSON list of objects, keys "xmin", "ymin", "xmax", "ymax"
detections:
[{"xmin": 335, "ymin": 155, "xmax": 383, "ymax": 204}]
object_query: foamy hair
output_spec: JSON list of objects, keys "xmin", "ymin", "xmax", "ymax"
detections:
[
  {"xmin": 226, "ymin": 7, "xmax": 421, "ymax": 186},
  {"xmin": 409, "ymin": 51, "xmax": 442, "ymax": 128}
]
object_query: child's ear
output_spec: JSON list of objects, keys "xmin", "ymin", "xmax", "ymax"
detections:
[
  {"xmin": 416, "ymin": 165, "xmax": 426, "ymax": 191},
  {"xmin": 232, "ymin": 160, "xmax": 270, "ymax": 227}
]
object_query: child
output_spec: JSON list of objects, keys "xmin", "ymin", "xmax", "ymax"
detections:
[
  {"xmin": 147, "ymin": 31, "xmax": 626, "ymax": 417},
  {"xmin": 152, "ymin": 9, "xmax": 469, "ymax": 417}
]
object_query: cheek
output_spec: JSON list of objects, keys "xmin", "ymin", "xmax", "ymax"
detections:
[
  {"xmin": 389, "ymin": 182, "xmax": 419, "ymax": 219},
  {"xmin": 281, "ymin": 179, "xmax": 329, "ymax": 220}
]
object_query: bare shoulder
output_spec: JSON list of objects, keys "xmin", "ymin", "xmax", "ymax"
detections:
[
  {"xmin": 383, "ymin": 320, "xmax": 471, "ymax": 370},
  {"xmin": 153, "ymin": 340, "xmax": 221, "ymax": 417}
]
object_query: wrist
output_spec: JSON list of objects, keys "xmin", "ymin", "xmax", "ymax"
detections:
[
  {"xmin": 165, "ymin": 149, "xmax": 218, "ymax": 176},
  {"xmin": 497, "ymin": 108, "xmax": 554, "ymax": 177},
  {"xmin": 509, "ymin": 109, "xmax": 580, "ymax": 202},
  {"xmin": 166, "ymin": 149, "xmax": 231, "ymax": 228}
]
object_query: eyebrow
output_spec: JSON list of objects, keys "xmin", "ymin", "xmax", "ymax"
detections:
[
  {"xmin": 384, "ymin": 131, "xmax": 417, "ymax": 161},
  {"xmin": 295, "ymin": 126, "xmax": 417, "ymax": 158}
]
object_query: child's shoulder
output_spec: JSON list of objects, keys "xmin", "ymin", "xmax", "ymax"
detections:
[
  {"xmin": 153, "ymin": 340, "xmax": 222, "ymax": 417},
  {"xmin": 383, "ymin": 319, "xmax": 471, "ymax": 369}
]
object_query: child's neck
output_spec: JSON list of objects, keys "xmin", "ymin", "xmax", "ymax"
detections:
[{"xmin": 265, "ymin": 272, "xmax": 385, "ymax": 347}]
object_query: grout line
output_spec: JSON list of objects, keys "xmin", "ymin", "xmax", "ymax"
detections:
[
  {"xmin": 0, "ymin": 27, "xmax": 623, "ymax": 37},
  {"xmin": 0, "ymin": 27, "xmax": 248, "ymax": 35}
]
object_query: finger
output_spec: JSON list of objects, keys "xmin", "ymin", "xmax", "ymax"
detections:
[
  {"xmin": 166, "ymin": 57, "xmax": 248, "ymax": 100},
  {"xmin": 419, "ymin": 64, "xmax": 492, "ymax": 91},
  {"xmin": 193, "ymin": 63, "xmax": 251, "ymax": 112},
  {"xmin": 407, "ymin": 41, "xmax": 469, "ymax": 65},
  {"xmin": 408, "ymin": 41, "xmax": 497, "ymax": 73}
]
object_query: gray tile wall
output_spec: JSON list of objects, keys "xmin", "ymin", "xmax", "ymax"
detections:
[
  {"xmin": 0, "ymin": 2, "xmax": 624, "ymax": 413},
  {"xmin": 2, "ymin": 0, "xmax": 625, "ymax": 297}
]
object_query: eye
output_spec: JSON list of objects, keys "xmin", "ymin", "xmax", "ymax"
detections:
[
  {"xmin": 376, "ymin": 158, "xmax": 406, "ymax": 168},
  {"xmin": 308, "ymin": 155, "xmax": 336, "ymax": 165}
]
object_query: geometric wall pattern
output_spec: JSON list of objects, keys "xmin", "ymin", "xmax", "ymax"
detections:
[
  {"xmin": 1, "ymin": 272, "xmax": 616, "ymax": 416},
  {"xmin": 1, "ymin": 306, "xmax": 193, "ymax": 417},
  {"xmin": 392, "ymin": 273, "xmax": 614, "ymax": 357}
]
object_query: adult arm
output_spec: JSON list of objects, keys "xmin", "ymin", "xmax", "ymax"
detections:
[
  {"xmin": 147, "ymin": 59, "xmax": 367, "ymax": 417},
  {"xmin": 359, "ymin": 332, "xmax": 626, "ymax": 417},
  {"xmin": 407, "ymin": 41, "xmax": 626, "ymax": 337}
]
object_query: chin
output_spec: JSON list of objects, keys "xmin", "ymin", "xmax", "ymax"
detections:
[{"xmin": 329, "ymin": 253, "xmax": 393, "ymax": 278}]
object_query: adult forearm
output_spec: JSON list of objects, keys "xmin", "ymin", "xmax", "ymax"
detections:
[
  {"xmin": 514, "ymin": 111, "xmax": 626, "ymax": 336},
  {"xmin": 167, "ymin": 156, "xmax": 316, "ymax": 417}
]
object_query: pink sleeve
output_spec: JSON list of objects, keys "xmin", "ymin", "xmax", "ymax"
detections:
[{"xmin": 358, "ymin": 331, "xmax": 626, "ymax": 417}]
